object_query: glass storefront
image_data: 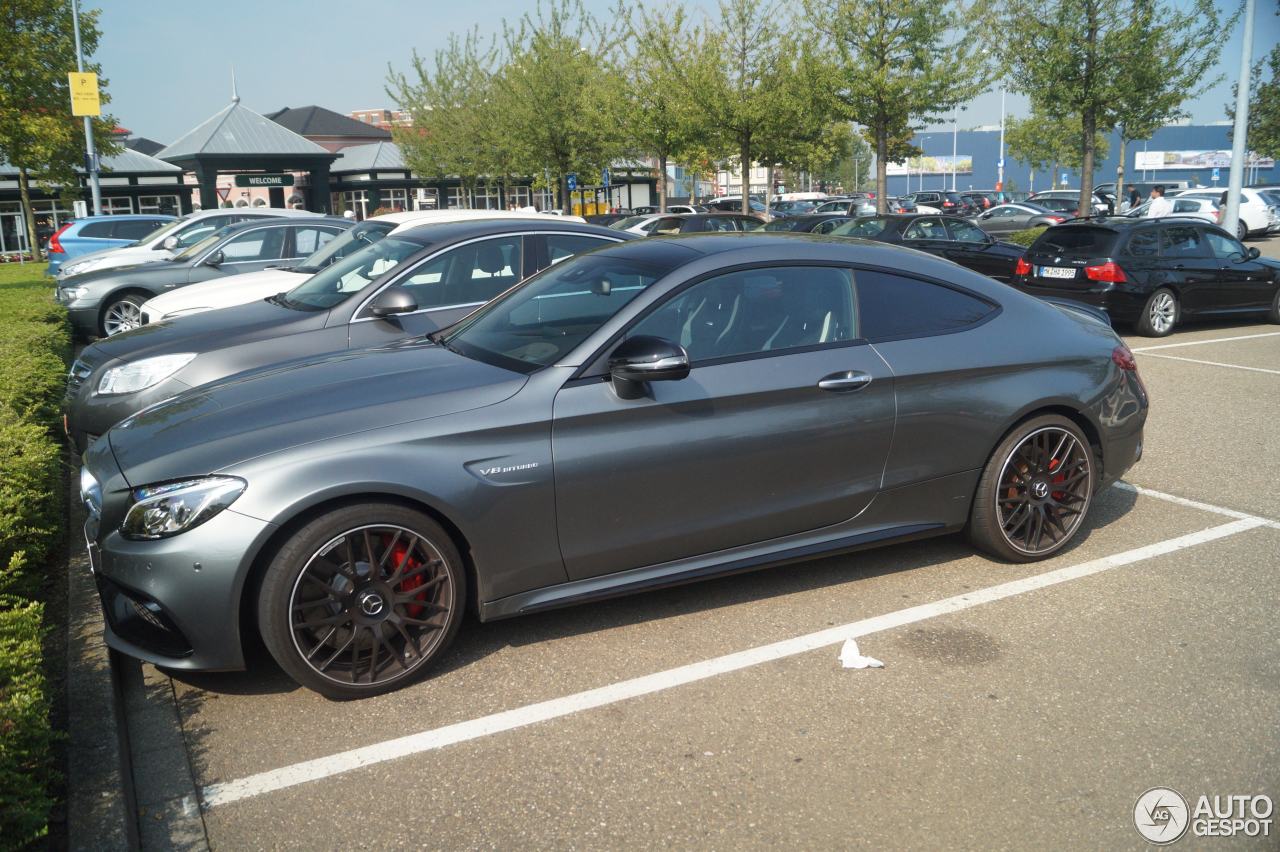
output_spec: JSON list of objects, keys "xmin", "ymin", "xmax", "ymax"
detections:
[
  {"xmin": 0, "ymin": 199, "xmax": 72, "ymax": 255},
  {"xmin": 138, "ymin": 194, "xmax": 181, "ymax": 216}
]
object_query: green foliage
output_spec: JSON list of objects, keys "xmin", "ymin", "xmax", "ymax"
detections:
[
  {"xmin": 0, "ymin": 265, "xmax": 68, "ymax": 847},
  {"xmin": 805, "ymin": 0, "xmax": 993, "ymax": 210},
  {"xmin": 1006, "ymin": 111, "xmax": 1109, "ymax": 176},
  {"xmin": 1006, "ymin": 226, "xmax": 1049, "ymax": 246}
]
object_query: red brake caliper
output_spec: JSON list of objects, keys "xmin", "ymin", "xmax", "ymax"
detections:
[
  {"xmin": 1048, "ymin": 457, "xmax": 1066, "ymax": 500},
  {"xmin": 387, "ymin": 537, "xmax": 427, "ymax": 618}
]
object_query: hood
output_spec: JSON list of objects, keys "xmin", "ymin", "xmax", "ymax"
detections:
[
  {"xmin": 59, "ymin": 244, "xmax": 169, "ymax": 277},
  {"xmin": 106, "ymin": 340, "xmax": 527, "ymax": 487},
  {"xmin": 83, "ymin": 298, "xmax": 324, "ymax": 364},
  {"xmin": 144, "ymin": 267, "xmax": 304, "ymax": 315},
  {"xmin": 60, "ymin": 257, "xmax": 187, "ymax": 287}
]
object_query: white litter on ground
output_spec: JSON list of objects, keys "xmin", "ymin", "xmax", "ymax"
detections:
[{"xmin": 838, "ymin": 638, "xmax": 884, "ymax": 669}]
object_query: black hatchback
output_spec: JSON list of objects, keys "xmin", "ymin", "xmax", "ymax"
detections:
[
  {"xmin": 1012, "ymin": 217, "xmax": 1280, "ymax": 336},
  {"xmin": 831, "ymin": 214, "xmax": 1027, "ymax": 282}
]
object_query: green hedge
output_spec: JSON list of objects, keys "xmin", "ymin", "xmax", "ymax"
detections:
[
  {"xmin": 1005, "ymin": 226, "xmax": 1049, "ymax": 247},
  {"xmin": 0, "ymin": 266, "xmax": 68, "ymax": 848}
]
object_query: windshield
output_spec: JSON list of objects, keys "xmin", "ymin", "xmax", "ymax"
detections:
[
  {"xmin": 1030, "ymin": 226, "xmax": 1119, "ymax": 256},
  {"xmin": 132, "ymin": 217, "xmax": 185, "ymax": 246},
  {"xmin": 171, "ymin": 226, "xmax": 234, "ymax": 262},
  {"xmin": 293, "ymin": 221, "xmax": 392, "ymax": 273},
  {"xmin": 763, "ymin": 218, "xmax": 801, "ymax": 231},
  {"xmin": 440, "ymin": 253, "xmax": 669, "ymax": 372},
  {"xmin": 831, "ymin": 217, "xmax": 891, "ymax": 238},
  {"xmin": 283, "ymin": 236, "xmax": 426, "ymax": 310},
  {"xmin": 610, "ymin": 216, "xmax": 650, "ymax": 230}
]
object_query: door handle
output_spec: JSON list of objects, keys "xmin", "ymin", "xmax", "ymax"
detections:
[{"xmin": 817, "ymin": 371, "xmax": 873, "ymax": 392}]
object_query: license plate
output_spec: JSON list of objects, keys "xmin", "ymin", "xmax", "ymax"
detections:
[{"xmin": 1038, "ymin": 266, "xmax": 1077, "ymax": 279}]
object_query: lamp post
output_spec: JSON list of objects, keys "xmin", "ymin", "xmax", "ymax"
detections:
[
  {"xmin": 951, "ymin": 108, "xmax": 958, "ymax": 191},
  {"xmin": 71, "ymin": 0, "xmax": 102, "ymax": 216},
  {"xmin": 997, "ymin": 87, "xmax": 1006, "ymax": 191},
  {"xmin": 1224, "ymin": 0, "xmax": 1255, "ymax": 234}
]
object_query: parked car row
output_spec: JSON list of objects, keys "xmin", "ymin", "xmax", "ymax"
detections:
[{"xmin": 73, "ymin": 214, "xmax": 1152, "ymax": 698}]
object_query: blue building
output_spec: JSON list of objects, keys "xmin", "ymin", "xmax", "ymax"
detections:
[{"xmin": 887, "ymin": 123, "xmax": 1277, "ymax": 196}]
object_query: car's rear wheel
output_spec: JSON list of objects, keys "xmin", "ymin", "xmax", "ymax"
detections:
[
  {"xmin": 1136, "ymin": 288, "xmax": 1178, "ymax": 336},
  {"xmin": 968, "ymin": 415, "xmax": 1094, "ymax": 563},
  {"xmin": 1236, "ymin": 219, "xmax": 1247, "ymax": 242},
  {"xmin": 1269, "ymin": 287, "xmax": 1280, "ymax": 324},
  {"xmin": 100, "ymin": 292, "xmax": 147, "ymax": 337},
  {"xmin": 258, "ymin": 504, "xmax": 466, "ymax": 699}
]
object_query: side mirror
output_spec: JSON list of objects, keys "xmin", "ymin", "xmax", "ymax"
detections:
[
  {"xmin": 204, "ymin": 249, "xmax": 224, "ymax": 267},
  {"xmin": 1247, "ymin": 246, "xmax": 1261, "ymax": 260},
  {"xmin": 163, "ymin": 235, "xmax": 180, "ymax": 250},
  {"xmin": 608, "ymin": 335, "xmax": 690, "ymax": 399},
  {"xmin": 368, "ymin": 285, "xmax": 417, "ymax": 318}
]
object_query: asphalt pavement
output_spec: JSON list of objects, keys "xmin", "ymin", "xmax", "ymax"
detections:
[{"xmin": 98, "ymin": 273, "xmax": 1280, "ymax": 848}]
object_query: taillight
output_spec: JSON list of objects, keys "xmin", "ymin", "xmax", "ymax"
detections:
[
  {"xmin": 1085, "ymin": 261, "xmax": 1126, "ymax": 283},
  {"xmin": 1049, "ymin": 216, "xmax": 1065, "ymax": 223},
  {"xmin": 1015, "ymin": 257, "xmax": 1032, "ymax": 276},
  {"xmin": 48, "ymin": 222, "xmax": 72, "ymax": 255},
  {"xmin": 1112, "ymin": 345, "xmax": 1137, "ymax": 371}
]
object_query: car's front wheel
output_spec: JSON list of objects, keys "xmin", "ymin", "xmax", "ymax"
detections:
[
  {"xmin": 1136, "ymin": 287, "xmax": 1179, "ymax": 337},
  {"xmin": 100, "ymin": 292, "xmax": 147, "ymax": 336},
  {"xmin": 967, "ymin": 415, "xmax": 1095, "ymax": 562},
  {"xmin": 258, "ymin": 503, "xmax": 466, "ymax": 699}
]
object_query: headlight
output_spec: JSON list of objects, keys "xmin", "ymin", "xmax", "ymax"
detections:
[
  {"xmin": 120, "ymin": 477, "xmax": 246, "ymax": 540},
  {"xmin": 96, "ymin": 353, "xmax": 195, "ymax": 396},
  {"xmin": 79, "ymin": 467, "xmax": 102, "ymax": 516}
]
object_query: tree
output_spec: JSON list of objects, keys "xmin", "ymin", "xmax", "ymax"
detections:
[
  {"xmin": 1110, "ymin": 0, "xmax": 1228, "ymax": 208},
  {"xmin": 805, "ymin": 0, "xmax": 992, "ymax": 212},
  {"xmin": 0, "ymin": 0, "xmax": 119, "ymax": 257},
  {"xmin": 1005, "ymin": 110, "xmax": 1108, "ymax": 192},
  {"xmin": 621, "ymin": 6, "xmax": 708, "ymax": 212},
  {"xmin": 1227, "ymin": 1, "xmax": 1280, "ymax": 161},
  {"xmin": 387, "ymin": 30, "xmax": 501, "ymax": 205},
  {"xmin": 663, "ymin": 0, "xmax": 807, "ymax": 214},
  {"xmin": 491, "ymin": 0, "xmax": 627, "ymax": 213}
]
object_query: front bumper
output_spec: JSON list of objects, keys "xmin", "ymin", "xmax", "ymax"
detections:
[{"xmin": 90, "ymin": 505, "xmax": 277, "ymax": 672}]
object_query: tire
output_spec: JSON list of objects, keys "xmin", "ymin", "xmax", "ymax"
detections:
[
  {"xmin": 258, "ymin": 503, "xmax": 466, "ymax": 699},
  {"xmin": 1269, "ymin": 288, "xmax": 1280, "ymax": 325},
  {"xmin": 99, "ymin": 292, "xmax": 147, "ymax": 337},
  {"xmin": 1136, "ymin": 287, "xmax": 1178, "ymax": 337},
  {"xmin": 967, "ymin": 415, "xmax": 1095, "ymax": 563},
  {"xmin": 1237, "ymin": 219, "xmax": 1248, "ymax": 242}
]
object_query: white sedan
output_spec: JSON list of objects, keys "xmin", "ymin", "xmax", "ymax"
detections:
[{"xmin": 139, "ymin": 209, "xmax": 583, "ymax": 323}]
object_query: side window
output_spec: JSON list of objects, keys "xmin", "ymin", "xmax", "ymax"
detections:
[
  {"xmin": 811, "ymin": 218, "xmax": 848, "ymax": 234},
  {"xmin": 78, "ymin": 221, "xmax": 115, "ymax": 238},
  {"xmin": 737, "ymin": 216, "xmax": 763, "ymax": 231},
  {"xmin": 217, "ymin": 228, "xmax": 286, "ymax": 261},
  {"xmin": 947, "ymin": 219, "xmax": 988, "ymax": 243},
  {"xmin": 646, "ymin": 217, "xmax": 682, "ymax": 235},
  {"xmin": 546, "ymin": 233, "xmax": 614, "ymax": 266},
  {"xmin": 629, "ymin": 266, "xmax": 857, "ymax": 363},
  {"xmin": 1172, "ymin": 200, "xmax": 1201, "ymax": 214},
  {"xmin": 990, "ymin": 207, "xmax": 1016, "ymax": 218},
  {"xmin": 855, "ymin": 270, "xmax": 994, "ymax": 341},
  {"xmin": 113, "ymin": 219, "xmax": 165, "ymax": 240},
  {"xmin": 398, "ymin": 236, "xmax": 524, "ymax": 309},
  {"xmin": 1126, "ymin": 230, "xmax": 1159, "ymax": 257},
  {"xmin": 1159, "ymin": 226, "xmax": 1208, "ymax": 259},
  {"xmin": 291, "ymin": 226, "xmax": 339, "ymax": 257},
  {"xmin": 1204, "ymin": 231, "xmax": 1246, "ymax": 260},
  {"xmin": 903, "ymin": 218, "xmax": 947, "ymax": 240}
]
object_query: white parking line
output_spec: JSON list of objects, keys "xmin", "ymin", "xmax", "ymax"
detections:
[
  {"xmin": 1131, "ymin": 331, "xmax": 1280, "ymax": 352},
  {"xmin": 1114, "ymin": 482, "xmax": 1280, "ymax": 529},
  {"xmin": 1135, "ymin": 351, "xmax": 1280, "ymax": 376},
  {"xmin": 199, "ymin": 512, "xmax": 1268, "ymax": 810}
]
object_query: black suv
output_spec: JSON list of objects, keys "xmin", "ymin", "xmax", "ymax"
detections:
[
  {"xmin": 1012, "ymin": 217, "xmax": 1280, "ymax": 336},
  {"xmin": 907, "ymin": 190, "xmax": 972, "ymax": 216}
]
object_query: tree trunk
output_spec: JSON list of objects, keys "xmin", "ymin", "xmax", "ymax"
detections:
[
  {"xmin": 875, "ymin": 126, "xmax": 888, "ymax": 214},
  {"xmin": 558, "ymin": 172, "xmax": 568, "ymax": 215},
  {"xmin": 658, "ymin": 152, "xmax": 668, "ymax": 213},
  {"xmin": 739, "ymin": 137, "xmax": 752, "ymax": 215},
  {"xmin": 1115, "ymin": 136, "xmax": 1127, "ymax": 213},
  {"xmin": 17, "ymin": 168, "xmax": 39, "ymax": 261},
  {"xmin": 766, "ymin": 164, "xmax": 775, "ymax": 213},
  {"xmin": 1079, "ymin": 107, "xmax": 1096, "ymax": 217}
]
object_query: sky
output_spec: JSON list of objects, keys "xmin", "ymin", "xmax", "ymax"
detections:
[{"xmin": 95, "ymin": 0, "xmax": 1279, "ymax": 145}]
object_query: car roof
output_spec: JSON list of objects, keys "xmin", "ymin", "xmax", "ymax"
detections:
[
  {"xmin": 212, "ymin": 216, "xmax": 351, "ymax": 236},
  {"xmin": 71, "ymin": 213, "xmax": 175, "ymax": 223},
  {"xmin": 393, "ymin": 218, "xmax": 628, "ymax": 244},
  {"xmin": 377, "ymin": 209, "xmax": 586, "ymax": 230}
]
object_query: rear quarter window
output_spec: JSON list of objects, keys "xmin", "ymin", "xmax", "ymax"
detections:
[
  {"xmin": 854, "ymin": 269, "xmax": 996, "ymax": 341},
  {"xmin": 1030, "ymin": 227, "xmax": 1119, "ymax": 257}
]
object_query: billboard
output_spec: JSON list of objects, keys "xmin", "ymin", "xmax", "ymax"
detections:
[
  {"xmin": 886, "ymin": 154, "xmax": 973, "ymax": 176},
  {"xmin": 1134, "ymin": 149, "xmax": 1276, "ymax": 171}
]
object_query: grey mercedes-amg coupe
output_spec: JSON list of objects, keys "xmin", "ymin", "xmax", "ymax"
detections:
[{"xmin": 80, "ymin": 234, "xmax": 1147, "ymax": 698}]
